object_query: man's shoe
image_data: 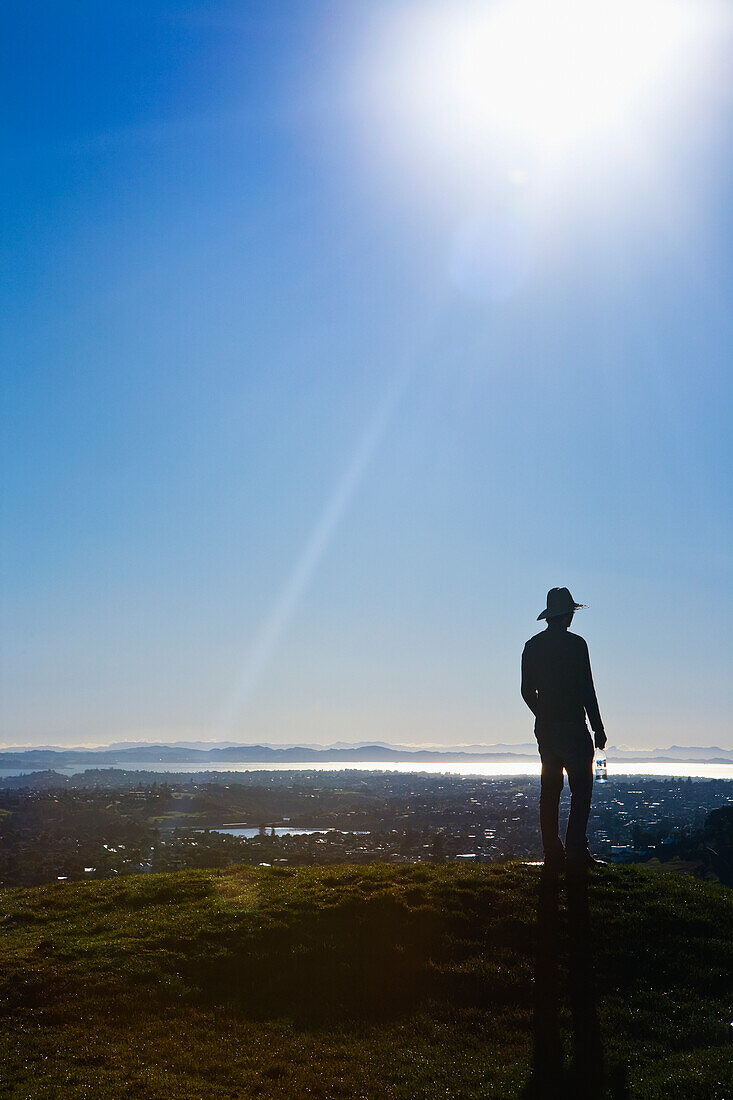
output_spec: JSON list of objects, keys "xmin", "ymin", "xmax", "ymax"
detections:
[{"xmin": 566, "ymin": 852, "xmax": 606, "ymax": 875}]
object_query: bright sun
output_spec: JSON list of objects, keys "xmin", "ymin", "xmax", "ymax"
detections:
[
  {"xmin": 356, "ymin": 0, "xmax": 719, "ymax": 196},
  {"xmin": 412, "ymin": 0, "xmax": 692, "ymax": 157}
]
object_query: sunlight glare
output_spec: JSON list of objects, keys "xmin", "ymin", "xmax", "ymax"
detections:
[
  {"xmin": 426, "ymin": 0, "xmax": 691, "ymax": 158},
  {"xmin": 357, "ymin": 0, "xmax": 720, "ymax": 196}
]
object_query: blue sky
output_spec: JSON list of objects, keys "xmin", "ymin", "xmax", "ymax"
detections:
[{"xmin": 2, "ymin": 1, "xmax": 731, "ymax": 749}]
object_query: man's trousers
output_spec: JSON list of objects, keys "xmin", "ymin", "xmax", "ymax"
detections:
[{"xmin": 536, "ymin": 724, "xmax": 594, "ymax": 859}]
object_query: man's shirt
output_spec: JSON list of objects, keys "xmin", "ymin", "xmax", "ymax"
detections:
[{"xmin": 521, "ymin": 624, "xmax": 604, "ymax": 735}]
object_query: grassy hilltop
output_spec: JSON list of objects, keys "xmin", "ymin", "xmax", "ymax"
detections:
[{"xmin": 0, "ymin": 864, "xmax": 730, "ymax": 1099}]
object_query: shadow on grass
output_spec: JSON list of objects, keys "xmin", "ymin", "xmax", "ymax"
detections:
[
  {"xmin": 524, "ymin": 873, "xmax": 630, "ymax": 1100},
  {"xmin": 181, "ymin": 892, "xmax": 448, "ymax": 1023}
]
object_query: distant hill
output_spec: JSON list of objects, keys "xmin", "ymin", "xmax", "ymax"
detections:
[
  {"xmin": 1, "ymin": 741, "xmax": 731, "ymax": 772},
  {"xmin": 0, "ymin": 863, "xmax": 730, "ymax": 1098},
  {"xmin": 0, "ymin": 743, "xmax": 541, "ymax": 771}
]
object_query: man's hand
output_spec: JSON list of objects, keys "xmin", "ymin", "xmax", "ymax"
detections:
[{"xmin": 594, "ymin": 730, "xmax": 607, "ymax": 751}]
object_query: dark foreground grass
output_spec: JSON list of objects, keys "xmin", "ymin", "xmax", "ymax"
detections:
[{"xmin": 0, "ymin": 863, "xmax": 730, "ymax": 1098}]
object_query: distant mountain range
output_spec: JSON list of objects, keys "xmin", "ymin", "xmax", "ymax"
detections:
[{"xmin": 0, "ymin": 741, "xmax": 731, "ymax": 771}]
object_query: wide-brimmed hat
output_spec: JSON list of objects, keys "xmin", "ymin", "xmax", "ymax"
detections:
[{"xmin": 537, "ymin": 587, "xmax": 588, "ymax": 621}]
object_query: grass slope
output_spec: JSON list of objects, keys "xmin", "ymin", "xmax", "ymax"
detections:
[{"xmin": 0, "ymin": 864, "xmax": 730, "ymax": 1099}]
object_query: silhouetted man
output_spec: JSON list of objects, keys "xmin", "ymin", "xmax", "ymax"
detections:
[{"xmin": 521, "ymin": 587, "xmax": 607, "ymax": 872}]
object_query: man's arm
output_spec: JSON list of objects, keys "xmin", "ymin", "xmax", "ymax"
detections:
[
  {"xmin": 521, "ymin": 644, "xmax": 538, "ymax": 716},
  {"xmin": 581, "ymin": 640, "xmax": 606, "ymax": 749}
]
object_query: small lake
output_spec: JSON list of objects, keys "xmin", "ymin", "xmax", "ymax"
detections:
[{"xmin": 199, "ymin": 825, "xmax": 367, "ymax": 839}]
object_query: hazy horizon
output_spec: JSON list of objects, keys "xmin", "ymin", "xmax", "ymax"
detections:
[
  {"xmin": 2, "ymin": 737, "xmax": 731, "ymax": 759},
  {"xmin": 2, "ymin": 3, "xmax": 732, "ymax": 751}
]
